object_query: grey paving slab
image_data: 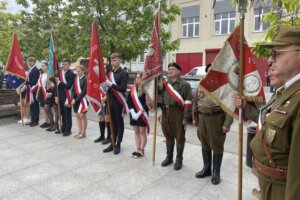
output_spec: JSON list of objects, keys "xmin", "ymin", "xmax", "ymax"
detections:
[
  {"xmin": 49, "ymin": 152, "xmax": 96, "ymax": 170},
  {"xmin": 32, "ymin": 145, "xmax": 75, "ymax": 161},
  {"xmin": 11, "ymin": 162, "xmax": 66, "ymax": 185},
  {"xmin": 0, "ymin": 146, "xmax": 30, "ymax": 159},
  {"xmin": 0, "ymin": 175, "xmax": 28, "ymax": 197},
  {"xmin": 4, "ymin": 134, "xmax": 44, "ymax": 146},
  {"xmin": 1, "ymin": 187, "xmax": 49, "ymax": 200},
  {"xmin": 31, "ymin": 172, "xmax": 93, "ymax": 199},
  {"xmin": 64, "ymin": 183, "xmax": 129, "ymax": 200},
  {"xmin": 0, "ymin": 154, "xmax": 46, "ymax": 173},
  {"xmin": 17, "ymin": 139, "xmax": 57, "ymax": 153},
  {"xmin": 0, "ymin": 141, "xmax": 13, "ymax": 150}
]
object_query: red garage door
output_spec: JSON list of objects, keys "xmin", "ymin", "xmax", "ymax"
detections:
[
  {"xmin": 205, "ymin": 48, "xmax": 221, "ymax": 65},
  {"xmin": 176, "ymin": 53, "xmax": 203, "ymax": 75}
]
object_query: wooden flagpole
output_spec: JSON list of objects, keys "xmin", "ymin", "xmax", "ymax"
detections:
[
  {"xmin": 106, "ymin": 95, "xmax": 115, "ymax": 149},
  {"xmin": 152, "ymin": 1, "xmax": 161, "ymax": 166},
  {"xmin": 238, "ymin": 1, "xmax": 246, "ymax": 199}
]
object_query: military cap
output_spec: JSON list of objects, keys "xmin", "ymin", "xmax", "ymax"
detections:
[
  {"xmin": 168, "ymin": 62, "xmax": 181, "ymax": 71},
  {"xmin": 262, "ymin": 26, "xmax": 300, "ymax": 47}
]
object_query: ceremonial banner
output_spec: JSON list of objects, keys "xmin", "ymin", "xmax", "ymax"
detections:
[
  {"xmin": 47, "ymin": 30, "xmax": 58, "ymax": 85},
  {"xmin": 200, "ymin": 25, "xmax": 265, "ymax": 120},
  {"xmin": 86, "ymin": 21, "xmax": 106, "ymax": 114},
  {"xmin": 142, "ymin": 10, "xmax": 162, "ymax": 101},
  {"xmin": 5, "ymin": 33, "xmax": 26, "ymax": 83}
]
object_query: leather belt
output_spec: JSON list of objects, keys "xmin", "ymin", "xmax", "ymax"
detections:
[
  {"xmin": 164, "ymin": 104, "xmax": 181, "ymax": 109},
  {"xmin": 253, "ymin": 158, "xmax": 287, "ymax": 181},
  {"xmin": 198, "ymin": 110, "xmax": 224, "ymax": 116}
]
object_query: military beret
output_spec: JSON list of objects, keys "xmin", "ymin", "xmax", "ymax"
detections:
[{"xmin": 168, "ymin": 62, "xmax": 181, "ymax": 71}]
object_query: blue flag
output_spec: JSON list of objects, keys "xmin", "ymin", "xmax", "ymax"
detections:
[
  {"xmin": 47, "ymin": 31, "xmax": 58, "ymax": 87},
  {"xmin": 6, "ymin": 74, "xmax": 25, "ymax": 89}
]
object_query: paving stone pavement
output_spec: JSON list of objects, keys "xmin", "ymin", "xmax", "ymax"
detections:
[{"xmin": 0, "ymin": 115, "xmax": 260, "ymax": 200}]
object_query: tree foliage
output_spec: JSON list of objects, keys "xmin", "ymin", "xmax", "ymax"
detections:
[
  {"xmin": 233, "ymin": 0, "xmax": 300, "ymax": 58},
  {"xmin": 11, "ymin": 0, "xmax": 180, "ymax": 62},
  {"xmin": 0, "ymin": 1, "xmax": 21, "ymax": 63}
]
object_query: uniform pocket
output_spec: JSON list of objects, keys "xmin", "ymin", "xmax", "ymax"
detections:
[{"xmin": 265, "ymin": 113, "xmax": 288, "ymax": 129}]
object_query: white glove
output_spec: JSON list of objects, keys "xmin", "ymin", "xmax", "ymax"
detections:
[
  {"xmin": 105, "ymin": 79, "xmax": 113, "ymax": 87},
  {"xmin": 130, "ymin": 109, "xmax": 143, "ymax": 120},
  {"xmin": 101, "ymin": 81, "xmax": 111, "ymax": 93}
]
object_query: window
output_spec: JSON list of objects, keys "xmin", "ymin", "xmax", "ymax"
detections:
[
  {"xmin": 182, "ymin": 17, "xmax": 199, "ymax": 38},
  {"xmin": 139, "ymin": 53, "xmax": 145, "ymax": 63},
  {"xmin": 253, "ymin": 8, "xmax": 270, "ymax": 32},
  {"xmin": 181, "ymin": 5, "xmax": 200, "ymax": 38},
  {"xmin": 214, "ymin": 12, "xmax": 236, "ymax": 35}
]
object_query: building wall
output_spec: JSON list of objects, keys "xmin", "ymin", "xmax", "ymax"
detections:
[{"xmin": 167, "ymin": 0, "xmax": 269, "ymax": 84}]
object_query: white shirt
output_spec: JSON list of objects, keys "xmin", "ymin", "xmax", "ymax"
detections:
[
  {"xmin": 38, "ymin": 73, "xmax": 47, "ymax": 88},
  {"xmin": 284, "ymin": 72, "xmax": 300, "ymax": 89}
]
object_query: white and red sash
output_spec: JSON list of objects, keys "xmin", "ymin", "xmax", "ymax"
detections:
[
  {"xmin": 38, "ymin": 74, "xmax": 47, "ymax": 101},
  {"xmin": 130, "ymin": 86, "xmax": 150, "ymax": 134},
  {"xmin": 59, "ymin": 70, "xmax": 72, "ymax": 106},
  {"xmin": 108, "ymin": 72, "xmax": 129, "ymax": 114},
  {"xmin": 163, "ymin": 80, "xmax": 191, "ymax": 109},
  {"xmin": 74, "ymin": 76, "xmax": 88, "ymax": 113}
]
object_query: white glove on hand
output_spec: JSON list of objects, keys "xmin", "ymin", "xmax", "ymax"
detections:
[
  {"xmin": 105, "ymin": 79, "xmax": 113, "ymax": 87},
  {"xmin": 130, "ymin": 109, "xmax": 143, "ymax": 120}
]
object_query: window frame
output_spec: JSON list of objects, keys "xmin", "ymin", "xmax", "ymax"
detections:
[
  {"xmin": 253, "ymin": 7, "xmax": 270, "ymax": 32},
  {"xmin": 181, "ymin": 16, "xmax": 200, "ymax": 38},
  {"xmin": 213, "ymin": 12, "xmax": 236, "ymax": 35}
]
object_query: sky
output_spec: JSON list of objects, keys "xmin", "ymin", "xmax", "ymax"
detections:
[{"xmin": 5, "ymin": 0, "xmax": 27, "ymax": 13}]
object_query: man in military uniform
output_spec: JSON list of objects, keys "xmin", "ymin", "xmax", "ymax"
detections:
[
  {"xmin": 192, "ymin": 64, "xmax": 233, "ymax": 185},
  {"xmin": 235, "ymin": 26, "xmax": 300, "ymax": 200},
  {"xmin": 160, "ymin": 62, "xmax": 192, "ymax": 170}
]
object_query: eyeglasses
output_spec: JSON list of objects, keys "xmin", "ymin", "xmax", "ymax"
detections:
[{"xmin": 270, "ymin": 49, "xmax": 300, "ymax": 60}]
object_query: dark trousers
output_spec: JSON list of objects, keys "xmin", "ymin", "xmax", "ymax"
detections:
[
  {"xmin": 30, "ymin": 94, "xmax": 40, "ymax": 123},
  {"xmin": 109, "ymin": 98, "xmax": 124, "ymax": 145},
  {"xmin": 59, "ymin": 100, "xmax": 72, "ymax": 132}
]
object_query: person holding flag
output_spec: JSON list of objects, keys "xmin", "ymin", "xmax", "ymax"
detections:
[
  {"xmin": 235, "ymin": 26, "xmax": 300, "ymax": 200},
  {"xmin": 55, "ymin": 59, "xmax": 75, "ymax": 136},
  {"xmin": 192, "ymin": 64, "xmax": 233, "ymax": 185},
  {"xmin": 102, "ymin": 53, "xmax": 128, "ymax": 155},
  {"xmin": 160, "ymin": 62, "xmax": 192, "ymax": 170},
  {"xmin": 71, "ymin": 65, "xmax": 88, "ymax": 139}
]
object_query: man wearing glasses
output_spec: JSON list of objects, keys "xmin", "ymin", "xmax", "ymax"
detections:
[{"xmin": 235, "ymin": 26, "xmax": 300, "ymax": 200}]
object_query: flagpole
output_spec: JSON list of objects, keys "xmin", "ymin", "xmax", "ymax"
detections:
[
  {"xmin": 106, "ymin": 95, "xmax": 115, "ymax": 149},
  {"xmin": 152, "ymin": 1, "xmax": 161, "ymax": 166},
  {"xmin": 19, "ymin": 85, "xmax": 25, "ymax": 126},
  {"xmin": 238, "ymin": 1, "xmax": 247, "ymax": 200}
]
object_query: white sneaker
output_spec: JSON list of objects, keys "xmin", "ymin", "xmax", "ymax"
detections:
[
  {"xmin": 24, "ymin": 118, "xmax": 31, "ymax": 124},
  {"xmin": 17, "ymin": 120, "xmax": 22, "ymax": 124}
]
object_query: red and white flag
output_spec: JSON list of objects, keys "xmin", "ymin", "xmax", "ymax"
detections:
[
  {"xmin": 200, "ymin": 25, "xmax": 265, "ymax": 120},
  {"xmin": 142, "ymin": 10, "xmax": 162, "ymax": 102},
  {"xmin": 86, "ymin": 21, "xmax": 106, "ymax": 114}
]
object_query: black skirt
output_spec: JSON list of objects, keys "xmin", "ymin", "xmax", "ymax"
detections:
[{"xmin": 129, "ymin": 114, "xmax": 147, "ymax": 127}]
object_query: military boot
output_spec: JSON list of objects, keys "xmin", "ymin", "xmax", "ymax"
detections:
[
  {"xmin": 195, "ymin": 149, "xmax": 212, "ymax": 178},
  {"xmin": 212, "ymin": 153, "xmax": 223, "ymax": 185},
  {"xmin": 161, "ymin": 144, "xmax": 174, "ymax": 167},
  {"xmin": 174, "ymin": 146, "xmax": 184, "ymax": 170}
]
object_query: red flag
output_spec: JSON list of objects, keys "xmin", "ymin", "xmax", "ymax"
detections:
[
  {"xmin": 142, "ymin": 10, "xmax": 162, "ymax": 101},
  {"xmin": 86, "ymin": 21, "xmax": 106, "ymax": 114},
  {"xmin": 200, "ymin": 25, "xmax": 265, "ymax": 121},
  {"xmin": 5, "ymin": 33, "xmax": 26, "ymax": 80}
]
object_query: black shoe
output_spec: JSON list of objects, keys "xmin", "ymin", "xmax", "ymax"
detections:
[
  {"xmin": 55, "ymin": 129, "xmax": 62, "ymax": 134},
  {"xmin": 62, "ymin": 131, "xmax": 72, "ymax": 137},
  {"xmin": 195, "ymin": 149, "xmax": 212, "ymax": 178},
  {"xmin": 40, "ymin": 122, "xmax": 50, "ymax": 128},
  {"xmin": 174, "ymin": 147, "xmax": 184, "ymax": 170},
  {"xmin": 174, "ymin": 159, "xmax": 182, "ymax": 170},
  {"xmin": 102, "ymin": 137, "xmax": 111, "ymax": 145},
  {"xmin": 134, "ymin": 152, "xmax": 143, "ymax": 159},
  {"xmin": 46, "ymin": 124, "xmax": 57, "ymax": 132},
  {"xmin": 114, "ymin": 146, "xmax": 121, "ymax": 155},
  {"xmin": 30, "ymin": 122, "xmax": 39, "ymax": 127},
  {"xmin": 103, "ymin": 144, "xmax": 113, "ymax": 153},
  {"xmin": 161, "ymin": 144, "xmax": 174, "ymax": 167},
  {"xmin": 212, "ymin": 153, "xmax": 223, "ymax": 185},
  {"xmin": 94, "ymin": 136, "xmax": 105, "ymax": 143},
  {"xmin": 131, "ymin": 152, "xmax": 138, "ymax": 157}
]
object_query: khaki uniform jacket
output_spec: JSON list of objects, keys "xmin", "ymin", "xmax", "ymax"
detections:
[
  {"xmin": 250, "ymin": 79, "xmax": 300, "ymax": 200},
  {"xmin": 192, "ymin": 87, "xmax": 233, "ymax": 128},
  {"xmin": 161, "ymin": 77, "xmax": 192, "ymax": 121}
]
